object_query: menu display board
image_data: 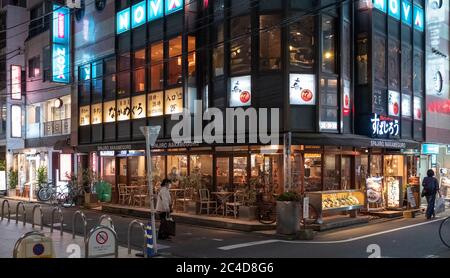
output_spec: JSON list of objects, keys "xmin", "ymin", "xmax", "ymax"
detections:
[
  {"xmin": 386, "ymin": 176, "xmax": 402, "ymax": 208},
  {"xmin": 366, "ymin": 177, "xmax": 383, "ymax": 205},
  {"xmin": 79, "ymin": 106, "xmax": 90, "ymax": 126}
]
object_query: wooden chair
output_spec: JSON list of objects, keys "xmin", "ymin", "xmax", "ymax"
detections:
[
  {"xmin": 117, "ymin": 184, "xmax": 129, "ymax": 205},
  {"xmin": 199, "ymin": 189, "xmax": 217, "ymax": 215},
  {"xmin": 225, "ymin": 191, "xmax": 245, "ymax": 219},
  {"xmin": 133, "ymin": 186, "xmax": 148, "ymax": 207}
]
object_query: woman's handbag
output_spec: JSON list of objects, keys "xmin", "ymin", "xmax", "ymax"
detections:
[
  {"xmin": 435, "ymin": 195, "xmax": 446, "ymax": 214},
  {"xmin": 165, "ymin": 213, "xmax": 176, "ymax": 236},
  {"xmin": 421, "ymin": 188, "xmax": 427, "ymax": 198}
]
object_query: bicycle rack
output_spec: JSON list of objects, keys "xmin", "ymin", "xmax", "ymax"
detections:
[
  {"xmin": 13, "ymin": 231, "xmax": 46, "ymax": 258},
  {"xmin": 98, "ymin": 214, "xmax": 115, "ymax": 230},
  {"xmin": 15, "ymin": 202, "xmax": 26, "ymax": 226},
  {"xmin": 31, "ymin": 205, "xmax": 44, "ymax": 230},
  {"xmin": 127, "ymin": 220, "xmax": 147, "ymax": 258},
  {"xmin": 51, "ymin": 207, "xmax": 64, "ymax": 236},
  {"xmin": 72, "ymin": 210, "xmax": 87, "ymax": 241},
  {"xmin": 1, "ymin": 199, "xmax": 11, "ymax": 222}
]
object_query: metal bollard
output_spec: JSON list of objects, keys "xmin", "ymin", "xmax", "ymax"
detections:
[
  {"xmin": 1, "ymin": 199, "xmax": 11, "ymax": 222},
  {"xmin": 31, "ymin": 205, "xmax": 44, "ymax": 230},
  {"xmin": 72, "ymin": 210, "xmax": 87, "ymax": 241},
  {"xmin": 13, "ymin": 231, "xmax": 47, "ymax": 258},
  {"xmin": 51, "ymin": 207, "xmax": 64, "ymax": 236},
  {"xmin": 98, "ymin": 214, "xmax": 115, "ymax": 230},
  {"xmin": 15, "ymin": 202, "xmax": 26, "ymax": 226},
  {"xmin": 127, "ymin": 220, "xmax": 147, "ymax": 258}
]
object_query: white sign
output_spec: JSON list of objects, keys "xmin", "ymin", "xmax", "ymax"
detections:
[
  {"xmin": 87, "ymin": 226, "xmax": 116, "ymax": 258},
  {"xmin": 402, "ymin": 94, "xmax": 412, "ymax": 117},
  {"xmin": 319, "ymin": 121, "xmax": 338, "ymax": 131},
  {"xmin": 413, "ymin": 97, "xmax": 422, "ymax": 121},
  {"xmin": 406, "ymin": 186, "xmax": 417, "ymax": 208},
  {"xmin": 289, "ymin": 74, "xmax": 316, "ymax": 105},
  {"xmin": 11, "ymin": 105, "xmax": 22, "ymax": 138},
  {"xmin": 11, "ymin": 65, "xmax": 22, "ymax": 100},
  {"xmin": 303, "ymin": 197, "xmax": 309, "ymax": 219},
  {"xmin": 388, "ymin": 90, "xmax": 400, "ymax": 117},
  {"xmin": 230, "ymin": 76, "xmax": 251, "ymax": 107},
  {"xmin": 0, "ymin": 171, "xmax": 6, "ymax": 191},
  {"xmin": 386, "ymin": 177, "xmax": 401, "ymax": 208}
]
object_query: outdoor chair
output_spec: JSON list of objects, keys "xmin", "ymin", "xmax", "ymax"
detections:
[
  {"xmin": 199, "ymin": 189, "xmax": 218, "ymax": 215},
  {"xmin": 175, "ymin": 187, "xmax": 193, "ymax": 212},
  {"xmin": 118, "ymin": 184, "xmax": 130, "ymax": 205},
  {"xmin": 133, "ymin": 186, "xmax": 148, "ymax": 207},
  {"xmin": 225, "ymin": 191, "xmax": 245, "ymax": 219}
]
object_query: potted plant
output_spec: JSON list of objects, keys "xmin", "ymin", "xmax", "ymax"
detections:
[
  {"xmin": 239, "ymin": 177, "xmax": 259, "ymax": 220},
  {"xmin": 36, "ymin": 166, "xmax": 47, "ymax": 188},
  {"xmin": 276, "ymin": 191, "xmax": 301, "ymax": 235},
  {"xmin": 181, "ymin": 173, "xmax": 203, "ymax": 214},
  {"xmin": 76, "ymin": 169, "xmax": 98, "ymax": 207},
  {"xmin": 7, "ymin": 168, "xmax": 18, "ymax": 197}
]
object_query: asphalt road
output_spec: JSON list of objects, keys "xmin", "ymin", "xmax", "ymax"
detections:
[{"xmin": 2, "ymin": 198, "xmax": 450, "ymax": 258}]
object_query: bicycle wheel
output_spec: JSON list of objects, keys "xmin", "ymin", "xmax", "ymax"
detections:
[
  {"xmin": 37, "ymin": 187, "xmax": 52, "ymax": 202},
  {"xmin": 257, "ymin": 205, "xmax": 276, "ymax": 225},
  {"xmin": 439, "ymin": 216, "xmax": 450, "ymax": 248}
]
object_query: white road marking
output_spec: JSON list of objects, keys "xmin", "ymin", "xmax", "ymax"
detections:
[
  {"xmin": 218, "ymin": 218, "xmax": 444, "ymax": 250},
  {"xmin": 212, "ymin": 238, "xmax": 224, "ymax": 241}
]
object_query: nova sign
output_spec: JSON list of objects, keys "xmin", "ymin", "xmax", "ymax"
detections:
[
  {"xmin": 51, "ymin": 4, "xmax": 70, "ymax": 83},
  {"xmin": 372, "ymin": 0, "xmax": 423, "ymax": 31},
  {"xmin": 117, "ymin": 0, "xmax": 184, "ymax": 34}
]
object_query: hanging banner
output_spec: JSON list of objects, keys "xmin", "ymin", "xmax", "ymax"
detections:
[{"xmin": 366, "ymin": 177, "xmax": 383, "ymax": 204}]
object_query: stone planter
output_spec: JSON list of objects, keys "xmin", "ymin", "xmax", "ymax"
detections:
[
  {"xmin": 84, "ymin": 193, "xmax": 98, "ymax": 206},
  {"xmin": 276, "ymin": 201, "xmax": 301, "ymax": 235},
  {"xmin": 8, "ymin": 189, "xmax": 16, "ymax": 197},
  {"xmin": 239, "ymin": 205, "xmax": 257, "ymax": 221}
]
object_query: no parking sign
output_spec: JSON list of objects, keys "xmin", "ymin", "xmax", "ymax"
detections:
[{"xmin": 86, "ymin": 226, "xmax": 118, "ymax": 258}]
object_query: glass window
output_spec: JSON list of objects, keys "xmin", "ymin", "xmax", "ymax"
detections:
[
  {"xmin": 167, "ymin": 155, "xmax": 188, "ymax": 183},
  {"xmin": 401, "ymin": 44, "xmax": 412, "ymax": 94},
  {"xmin": 289, "ymin": 16, "xmax": 315, "ymax": 71},
  {"xmin": 370, "ymin": 154, "xmax": 383, "ymax": 176},
  {"xmin": 230, "ymin": 16, "xmax": 251, "ymax": 75},
  {"xmin": 322, "ymin": 15, "xmax": 336, "ymax": 73},
  {"xmin": 118, "ymin": 52, "xmax": 131, "ymax": 70},
  {"xmin": 388, "ymin": 39, "xmax": 400, "ymax": 90},
  {"xmin": 190, "ymin": 155, "xmax": 213, "ymax": 188},
  {"xmin": 216, "ymin": 157, "xmax": 230, "ymax": 190},
  {"xmin": 152, "ymin": 156, "xmax": 166, "ymax": 185},
  {"xmin": 384, "ymin": 155, "xmax": 404, "ymax": 177},
  {"xmin": 133, "ymin": 49, "xmax": 146, "ymax": 93},
  {"xmin": 304, "ymin": 153, "xmax": 322, "ymax": 192},
  {"xmin": 343, "ymin": 21, "xmax": 351, "ymax": 80},
  {"xmin": 260, "ymin": 15, "xmax": 281, "ymax": 71},
  {"xmin": 103, "ymin": 100, "xmax": 116, "ymax": 123},
  {"xmin": 149, "ymin": 42, "xmax": 164, "ymax": 91},
  {"xmin": 323, "ymin": 154, "xmax": 340, "ymax": 190},
  {"xmin": 117, "ymin": 72, "xmax": 130, "ymax": 96},
  {"xmin": 356, "ymin": 154, "xmax": 368, "ymax": 190},
  {"xmin": 168, "ymin": 36, "xmax": 183, "ymax": 86},
  {"xmin": 104, "ymin": 58, "xmax": 116, "ymax": 100},
  {"xmin": 233, "ymin": 156, "xmax": 248, "ymax": 186},
  {"xmin": 187, "ymin": 36, "xmax": 196, "ymax": 84},
  {"xmin": 165, "ymin": 87, "xmax": 183, "ymax": 114},
  {"xmin": 101, "ymin": 157, "xmax": 116, "ymax": 186},
  {"xmin": 129, "ymin": 156, "xmax": 146, "ymax": 184},
  {"xmin": 92, "ymin": 61, "xmax": 103, "ymax": 101},
  {"xmin": 213, "ymin": 45, "xmax": 225, "ymax": 77},
  {"xmin": 374, "ymin": 35, "xmax": 386, "ymax": 86},
  {"xmin": 413, "ymin": 51, "xmax": 424, "ymax": 94},
  {"xmin": 356, "ymin": 36, "xmax": 368, "ymax": 85},
  {"xmin": 79, "ymin": 64, "xmax": 91, "ymax": 102}
]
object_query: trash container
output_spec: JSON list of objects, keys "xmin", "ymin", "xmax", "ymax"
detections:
[{"xmin": 95, "ymin": 181, "xmax": 112, "ymax": 203}]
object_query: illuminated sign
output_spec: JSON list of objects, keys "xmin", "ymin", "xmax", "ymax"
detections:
[
  {"xmin": 372, "ymin": 0, "xmax": 422, "ymax": 31},
  {"xmin": 91, "ymin": 103, "xmax": 102, "ymax": 124},
  {"xmin": 421, "ymin": 144, "xmax": 440, "ymax": 154},
  {"xmin": 165, "ymin": 0, "xmax": 183, "ymax": 15},
  {"xmin": 371, "ymin": 114, "xmax": 400, "ymax": 137},
  {"xmin": 289, "ymin": 74, "xmax": 316, "ymax": 105},
  {"xmin": 402, "ymin": 94, "xmax": 411, "ymax": 117},
  {"xmin": 132, "ymin": 1, "xmax": 147, "ymax": 29},
  {"xmin": 413, "ymin": 4, "xmax": 424, "ymax": 31},
  {"xmin": 131, "ymin": 95, "xmax": 146, "ymax": 119},
  {"xmin": 51, "ymin": 5, "xmax": 70, "ymax": 83},
  {"xmin": 230, "ymin": 76, "xmax": 252, "ymax": 107},
  {"xmin": 343, "ymin": 80, "xmax": 351, "ymax": 116},
  {"xmin": 165, "ymin": 88, "xmax": 184, "ymax": 114},
  {"xmin": 117, "ymin": 98, "xmax": 131, "ymax": 121},
  {"xmin": 373, "ymin": 0, "xmax": 386, "ymax": 13},
  {"xmin": 11, "ymin": 65, "xmax": 22, "ymax": 100},
  {"xmin": 116, "ymin": 0, "xmax": 184, "ymax": 34},
  {"xmin": 79, "ymin": 106, "xmax": 90, "ymax": 126},
  {"xmin": 104, "ymin": 101, "xmax": 116, "ymax": 123},
  {"xmin": 11, "ymin": 105, "xmax": 22, "ymax": 138},
  {"xmin": 148, "ymin": 91, "xmax": 164, "ymax": 116},
  {"xmin": 148, "ymin": 0, "xmax": 163, "ymax": 21},
  {"xmin": 414, "ymin": 96, "xmax": 423, "ymax": 121},
  {"xmin": 388, "ymin": 0, "xmax": 400, "ymax": 20},
  {"xmin": 388, "ymin": 90, "xmax": 400, "ymax": 117},
  {"xmin": 319, "ymin": 121, "xmax": 338, "ymax": 131},
  {"xmin": 401, "ymin": 1, "xmax": 412, "ymax": 26}
]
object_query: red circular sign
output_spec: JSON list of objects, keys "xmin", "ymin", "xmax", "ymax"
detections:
[
  {"xmin": 240, "ymin": 91, "xmax": 251, "ymax": 104},
  {"xmin": 96, "ymin": 231, "xmax": 109, "ymax": 245},
  {"xmin": 300, "ymin": 89, "xmax": 313, "ymax": 102}
]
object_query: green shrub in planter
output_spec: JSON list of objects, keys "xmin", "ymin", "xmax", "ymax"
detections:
[{"xmin": 277, "ymin": 191, "xmax": 301, "ymax": 202}]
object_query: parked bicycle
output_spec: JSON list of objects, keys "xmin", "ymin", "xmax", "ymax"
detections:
[
  {"xmin": 37, "ymin": 181, "xmax": 56, "ymax": 203},
  {"xmin": 439, "ymin": 216, "xmax": 450, "ymax": 248}
]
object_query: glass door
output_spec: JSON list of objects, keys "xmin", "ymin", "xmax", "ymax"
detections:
[
  {"xmin": 341, "ymin": 156, "xmax": 352, "ymax": 190},
  {"xmin": 118, "ymin": 157, "xmax": 128, "ymax": 185}
]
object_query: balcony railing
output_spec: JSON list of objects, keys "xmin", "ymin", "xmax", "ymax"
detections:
[{"xmin": 43, "ymin": 119, "xmax": 71, "ymax": 137}]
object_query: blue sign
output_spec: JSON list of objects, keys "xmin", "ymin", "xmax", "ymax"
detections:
[
  {"xmin": 413, "ymin": 4, "xmax": 424, "ymax": 32},
  {"xmin": 165, "ymin": 0, "xmax": 183, "ymax": 15},
  {"xmin": 148, "ymin": 0, "xmax": 163, "ymax": 21},
  {"xmin": 373, "ymin": 0, "xmax": 387, "ymax": 13},
  {"xmin": 52, "ymin": 44, "xmax": 70, "ymax": 83},
  {"xmin": 401, "ymin": 0, "xmax": 412, "ymax": 26},
  {"xmin": 116, "ymin": 8, "xmax": 131, "ymax": 34},
  {"xmin": 422, "ymin": 144, "xmax": 440, "ymax": 155},
  {"xmin": 52, "ymin": 4, "xmax": 70, "ymax": 83},
  {"xmin": 132, "ymin": 1, "xmax": 147, "ymax": 28},
  {"xmin": 388, "ymin": 0, "xmax": 400, "ymax": 20}
]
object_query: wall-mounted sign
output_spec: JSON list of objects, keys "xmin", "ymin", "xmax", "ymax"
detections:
[
  {"xmin": 366, "ymin": 177, "xmax": 383, "ymax": 204},
  {"xmin": 91, "ymin": 103, "xmax": 102, "ymax": 124},
  {"xmin": 116, "ymin": 0, "xmax": 184, "ymax": 34},
  {"xmin": 11, "ymin": 65, "xmax": 22, "ymax": 100},
  {"xmin": 388, "ymin": 90, "xmax": 400, "ymax": 117},
  {"xmin": 11, "ymin": 105, "xmax": 22, "ymax": 138},
  {"xmin": 370, "ymin": 139, "xmax": 406, "ymax": 149},
  {"xmin": 372, "ymin": 0, "xmax": 422, "ymax": 31},
  {"xmin": 289, "ymin": 74, "xmax": 316, "ymax": 105},
  {"xmin": 387, "ymin": 0, "xmax": 400, "ymax": 20},
  {"xmin": 421, "ymin": 143, "xmax": 440, "ymax": 154},
  {"xmin": 413, "ymin": 4, "xmax": 424, "ymax": 31},
  {"xmin": 51, "ymin": 5, "xmax": 70, "ymax": 83},
  {"xmin": 131, "ymin": 95, "xmax": 146, "ymax": 119},
  {"xmin": 230, "ymin": 76, "xmax": 252, "ymax": 107},
  {"xmin": 79, "ymin": 106, "xmax": 90, "ymax": 126},
  {"xmin": 401, "ymin": 0, "xmax": 412, "ymax": 26},
  {"xmin": 386, "ymin": 176, "xmax": 401, "ymax": 208},
  {"xmin": 165, "ymin": 87, "xmax": 184, "ymax": 114},
  {"xmin": 117, "ymin": 98, "xmax": 131, "ymax": 121},
  {"xmin": 319, "ymin": 121, "xmax": 338, "ymax": 131},
  {"xmin": 103, "ymin": 101, "xmax": 116, "ymax": 123},
  {"xmin": 413, "ymin": 96, "xmax": 422, "ymax": 121},
  {"xmin": 148, "ymin": 91, "xmax": 164, "ymax": 117},
  {"xmin": 402, "ymin": 94, "xmax": 412, "ymax": 117},
  {"xmin": 447, "ymin": 145, "xmax": 450, "ymax": 155},
  {"xmin": 343, "ymin": 80, "xmax": 351, "ymax": 116},
  {"xmin": 371, "ymin": 114, "xmax": 400, "ymax": 137}
]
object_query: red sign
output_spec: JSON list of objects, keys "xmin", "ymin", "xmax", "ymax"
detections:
[{"xmin": 96, "ymin": 231, "xmax": 109, "ymax": 245}]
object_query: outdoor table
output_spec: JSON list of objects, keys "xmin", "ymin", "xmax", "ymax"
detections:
[
  {"xmin": 126, "ymin": 186, "xmax": 141, "ymax": 205},
  {"xmin": 169, "ymin": 188, "xmax": 186, "ymax": 209},
  {"xmin": 211, "ymin": 192, "xmax": 235, "ymax": 216}
]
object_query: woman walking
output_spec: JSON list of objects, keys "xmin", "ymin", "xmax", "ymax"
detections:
[
  {"xmin": 156, "ymin": 179, "xmax": 173, "ymax": 240},
  {"xmin": 422, "ymin": 169, "xmax": 440, "ymax": 219}
]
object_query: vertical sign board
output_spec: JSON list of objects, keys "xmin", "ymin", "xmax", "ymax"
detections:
[
  {"xmin": 11, "ymin": 105, "xmax": 22, "ymax": 138},
  {"xmin": 51, "ymin": 5, "xmax": 70, "ymax": 83},
  {"xmin": 10, "ymin": 65, "xmax": 22, "ymax": 100}
]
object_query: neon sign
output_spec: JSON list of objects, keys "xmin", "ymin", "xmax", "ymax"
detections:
[
  {"xmin": 116, "ymin": 0, "xmax": 184, "ymax": 34},
  {"xmin": 51, "ymin": 5, "xmax": 70, "ymax": 83},
  {"xmin": 372, "ymin": 0, "xmax": 423, "ymax": 31},
  {"xmin": 371, "ymin": 114, "xmax": 400, "ymax": 137}
]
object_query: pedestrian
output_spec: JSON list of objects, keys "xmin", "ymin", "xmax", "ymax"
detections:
[
  {"xmin": 422, "ymin": 169, "xmax": 440, "ymax": 219},
  {"xmin": 156, "ymin": 179, "xmax": 172, "ymax": 240}
]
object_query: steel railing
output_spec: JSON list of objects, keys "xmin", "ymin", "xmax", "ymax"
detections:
[
  {"xmin": 72, "ymin": 210, "xmax": 87, "ymax": 242},
  {"xmin": 1, "ymin": 199, "xmax": 11, "ymax": 222},
  {"xmin": 15, "ymin": 202, "xmax": 26, "ymax": 226},
  {"xmin": 31, "ymin": 205, "xmax": 44, "ymax": 230}
]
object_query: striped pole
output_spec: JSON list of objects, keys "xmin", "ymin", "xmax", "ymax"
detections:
[{"xmin": 146, "ymin": 221, "xmax": 155, "ymax": 257}]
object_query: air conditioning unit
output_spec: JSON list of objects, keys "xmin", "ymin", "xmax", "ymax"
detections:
[{"xmin": 66, "ymin": 0, "xmax": 81, "ymax": 9}]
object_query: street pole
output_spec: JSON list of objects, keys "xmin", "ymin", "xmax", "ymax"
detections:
[{"xmin": 140, "ymin": 126, "xmax": 161, "ymax": 256}]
